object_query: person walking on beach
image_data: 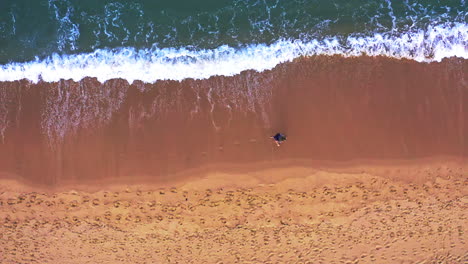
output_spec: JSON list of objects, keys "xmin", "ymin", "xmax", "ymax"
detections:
[{"xmin": 272, "ymin": 133, "xmax": 287, "ymax": 147}]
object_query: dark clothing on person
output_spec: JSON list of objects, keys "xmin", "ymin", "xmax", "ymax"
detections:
[{"xmin": 273, "ymin": 133, "xmax": 286, "ymax": 142}]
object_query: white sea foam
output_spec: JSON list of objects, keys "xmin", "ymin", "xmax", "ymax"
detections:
[
  {"xmin": 0, "ymin": 23, "xmax": 466, "ymax": 83},
  {"xmin": 49, "ymin": 0, "xmax": 80, "ymax": 52}
]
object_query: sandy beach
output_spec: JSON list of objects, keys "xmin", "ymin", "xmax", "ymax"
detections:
[
  {"xmin": 0, "ymin": 159, "xmax": 467, "ymax": 263},
  {"xmin": 0, "ymin": 56, "xmax": 467, "ymax": 263},
  {"xmin": 0, "ymin": 0, "xmax": 467, "ymax": 261},
  {"xmin": 0, "ymin": 56, "xmax": 466, "ymax": 185}
]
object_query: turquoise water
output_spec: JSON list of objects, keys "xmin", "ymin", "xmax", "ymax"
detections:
[{"xmin": 0, "ymin": 0, "xmax": 466, "ymax": 82}]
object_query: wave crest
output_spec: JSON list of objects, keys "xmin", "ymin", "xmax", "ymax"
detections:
[{"xmin": 1, "ymin": 23, "xmax": 466, "ymax": 83}]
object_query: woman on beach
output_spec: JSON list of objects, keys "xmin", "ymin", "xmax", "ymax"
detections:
[{"xmin": 272, "ymin": 133, "xmax": 287, "ymax": 147}]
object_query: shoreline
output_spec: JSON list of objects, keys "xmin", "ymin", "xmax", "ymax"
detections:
[
  {"xmin": 0, "ymin": 55, "xmax": 466, "ymax": 186},
  {"xmin": 1, "ymin": 155, "xmax": 465, "ymax": 193}
]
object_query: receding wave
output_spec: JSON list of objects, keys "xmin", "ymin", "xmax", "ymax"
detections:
[
  {"xmin": 0, "ymin": 23, "xmax": 466, "ymax": 83},
  {"xmin": 0, "ymin": 56, "xmax": 466, "ymax": 184}
]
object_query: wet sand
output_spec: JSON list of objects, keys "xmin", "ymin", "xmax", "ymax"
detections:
[{"xmin": 0, "ymin": 56, "xmax": 466, "ymax": 185}]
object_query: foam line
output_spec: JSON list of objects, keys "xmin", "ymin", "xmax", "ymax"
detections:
[{"xmin": 0, "ymin": 23, "xmax": 466, "ymax": 83}]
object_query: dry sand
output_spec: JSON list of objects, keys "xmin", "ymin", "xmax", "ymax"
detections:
[{"xmin": 1, "ymin": 159, "xmax": 466, "ymax": 263}]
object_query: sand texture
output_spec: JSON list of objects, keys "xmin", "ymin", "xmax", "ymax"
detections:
[
  {"xmin": 0, "ymin": 56, "xmax": 466, "ymax": 185},
  {"xmin": 1, "ymin": 55, "xmax": 467, "ymax": 263},
  {"xmin": 1, "ymin": 161, "xmax": 466, "ymax": 263}
]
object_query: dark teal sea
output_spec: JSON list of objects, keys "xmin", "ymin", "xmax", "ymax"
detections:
[{"xmin": 0, "ymin": 0, "xmax": 466, "ymax": 82}]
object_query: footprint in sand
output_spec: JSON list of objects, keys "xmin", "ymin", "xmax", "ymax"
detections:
[
  {"xmin": 104, "ymin": 211, "xmax": 112, "ymax": 221},
  {"xmin": 92, "ymin": 199, "xmax": 100, "ymax": 206},
  {"xmin": 69, "ymin": 200, "xmax": 78, "ymax": 208}
]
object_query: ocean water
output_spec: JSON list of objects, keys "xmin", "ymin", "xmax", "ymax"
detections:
[{"xmin": 0, "ymin": 0, "xmax": 466, "ymax": 83}]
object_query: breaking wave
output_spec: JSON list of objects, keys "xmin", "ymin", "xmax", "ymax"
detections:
[{"xmin": 0, "ymin": 22, "xmax": 466, "ymax": 84}]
